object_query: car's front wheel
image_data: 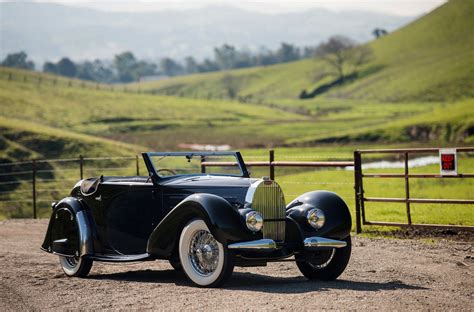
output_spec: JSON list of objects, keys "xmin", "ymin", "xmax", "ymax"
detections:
[
  {"xmin": 178, "ymin": 218, "xmax": 234, "ymax": 287},
  {"xmin": 295, "ymin": 235, "xmax": 351, "ymax": 280},
  {"xmin": 59, "ymin": 255, "xmax": 93, "ymax": 277}
]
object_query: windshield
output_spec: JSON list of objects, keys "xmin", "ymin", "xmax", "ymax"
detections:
[{"xmin": 148, "ymin": 153, "xmax": 244, "ymax": 178}]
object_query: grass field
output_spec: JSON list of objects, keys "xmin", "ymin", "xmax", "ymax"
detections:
[
  {"xmin": 1, "ymin": 69, "xmax": 472, "ymax": 155},
  {"xmin": 0, "ymin": 0, "xmax": 472, "ymax": 228}
]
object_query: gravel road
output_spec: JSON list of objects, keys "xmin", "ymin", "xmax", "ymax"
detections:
[{"xmin": 0, "ymin": 219, "xmax": 472, "ymax": 311}]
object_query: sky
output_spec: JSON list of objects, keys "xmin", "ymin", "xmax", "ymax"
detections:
[{"xmin": 26, "ymin": 0, "xmax": 447, "ymax": 16}]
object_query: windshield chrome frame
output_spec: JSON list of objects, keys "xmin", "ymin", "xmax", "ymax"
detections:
[{"xmin": 142, "ymin": 151, "xmax": 249, "ymax": 182}]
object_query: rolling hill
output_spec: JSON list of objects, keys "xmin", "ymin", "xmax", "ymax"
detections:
[
  {"xmin": 132, "ymin": 0, "xmax": 474, "ymax": 103},
  {"xmin": 0, "ymin": 1, "xmax": 473, "ymax": 223},
  {"xmin": 0, "ymin": 0, "xmax": 472, "ymax": 161}
]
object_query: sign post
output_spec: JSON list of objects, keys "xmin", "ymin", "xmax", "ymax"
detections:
[{"xmin": 439, "ymin": 148, "xmax": 457, "ymax": 176}]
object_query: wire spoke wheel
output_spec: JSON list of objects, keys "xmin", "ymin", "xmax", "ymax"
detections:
[
  {"xmin": 179, "ymin": 218, "xmax": 234, "ymax": 287},
  {"xmin": 189, "ymin": 230, "xmax": 220, "ymax": 276}
]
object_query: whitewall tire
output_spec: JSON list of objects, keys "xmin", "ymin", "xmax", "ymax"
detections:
[
  {"xmin": 59, "ymin": 255, "xmax": 93, "ymax": 277},
  {"xmin": 179, "ymin": 218, "xmax": 234, "ymax": 287}
]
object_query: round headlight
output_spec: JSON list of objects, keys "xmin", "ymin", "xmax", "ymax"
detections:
[
  {"xmin": 307, "ymin": 208, "xmax": 325, "ymax": 229},
  {"xmin": 245, "ymin": 211, "xmax": 263, "ymax": 232}
]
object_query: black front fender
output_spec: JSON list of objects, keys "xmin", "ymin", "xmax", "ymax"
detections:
[
  {"xmin": 41, "ymin": 197, "xmax": 94, "ymax": 257},
  {"xmin": 286, "ymin": 191, "xmax": 352, "ymax": 239},
  {"xmin": 147, "ymin": 193, "xmax": 258, "ymax": 258}
]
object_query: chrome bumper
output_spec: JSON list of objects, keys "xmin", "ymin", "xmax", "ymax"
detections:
[{"xmin": 228, "ymin": 237, "xmax": 346, "ymax": 251}]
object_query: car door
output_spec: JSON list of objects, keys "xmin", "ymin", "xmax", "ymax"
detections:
[{"xmin": 102, "ymin": 183, "xmax": 162, "ymax": 255}]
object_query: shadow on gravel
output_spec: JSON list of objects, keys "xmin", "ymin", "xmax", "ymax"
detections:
[
  {"xmin": 88, "ymin": 269, "xmax": 191, "ymax": 286},
  {"xmin": 87, "ymin": 269, "xmax": 427, "ymax": 293},
  {"xmin": 226, "ymin": 272, "xmax": 427, "ymax": 293}
]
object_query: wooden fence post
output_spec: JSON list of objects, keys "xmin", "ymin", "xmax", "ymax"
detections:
[
  {"xmin": 8, "ymin": 72, "xmax": 12, "ymax": 81},
  {"xmin": 200, "ymin": 156, "xmax": 206, "ymax": 174},
  {"xmin": 353, "ymin": 151, "xmax": 362, "ymax": 233},
  {"xmin": 404, "ymin": 152, "xmax": 412, "ymax": 225},
  {"xmin": 32, "ymin": 160, "xmax": 37, "ymax": 219},
  {"xmin": 269, "ymin": 150, "xmax": 275, "ymax": 180},
  {"xmin": 79, "ymin": 155, "xmax": 84, "ymax": 179}
]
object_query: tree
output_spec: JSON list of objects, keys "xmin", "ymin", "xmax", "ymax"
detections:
[
  {"xmin": 198, "ymin": 58, "xmax": 219, "ymax": 73},
  {"xmin": 184, "ymin": 56, "xmax": 198, "ymax": 74},
  {"xmin": 315, "ymin": 36, "xmax": 373, "ymax": 81},
  {"xmin": 160, "ymin": 58, "xmax": 183, "ymax": 76},
  {"xmin": 56, "ymin": 57, "xmax": 77, "ymax": 77},
  {"xmin": 372, "ymin": 28, "xmax": 388, "ymax": 39},
  {"xmin": 276, "ymin": 42, "xmax": 300, "ymax": 63},
  {"xmin": 90, "ymin": 60, "xmax": 115, "ymax": 83},
  {"xmin": 214, "ymin": 44, "xmax": 238, "ymax": 70},
  {"xmin": 1, "ymin": 51, "xmax": 35, "ymax": 70},
  {"xmin": 114, "ymin": 51, "xmax": 137, "ymax": 82},
  {"xmin": 43, "ymin": 62, "xmax": 58, "ymax": 74},
  {"xmin": 114, "ymin": 51, "xmax": 157, "ymax": 82}
]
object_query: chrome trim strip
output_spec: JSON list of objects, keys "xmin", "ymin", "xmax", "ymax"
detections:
[
  {"xmin": 304, "ymin": 237, "xmax": 347, "ymax": 249},
  {"xmin": 228, "ymin": 239, "xmax": 277, "ymax": 251}
]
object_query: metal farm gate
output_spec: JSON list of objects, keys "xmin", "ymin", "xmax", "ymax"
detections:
[{"xmin": 353, "ymin": 147, "xmax": 474, "ymax": 233}]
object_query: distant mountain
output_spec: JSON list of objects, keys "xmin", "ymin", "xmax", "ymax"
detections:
[{"xmin": 0, "ymin": 2, "xmax": 414, "ymax": 63}]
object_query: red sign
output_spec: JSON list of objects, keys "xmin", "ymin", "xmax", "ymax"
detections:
[{"xmin": 439, "ymin": 149, "xmax": 457, "ymax": 175}]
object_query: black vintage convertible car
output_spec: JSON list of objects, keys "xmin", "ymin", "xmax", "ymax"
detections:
[{"xmin": 42, "ymin": 152, "xmax": 352, "ymax": 287}]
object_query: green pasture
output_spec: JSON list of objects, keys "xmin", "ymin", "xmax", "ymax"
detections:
[
  {"xmin": 0, "ymin": 0, "xmax": 473, "ymax": 230},
  {"xmin": 1, "ymin": 71, "xmax": 472, "ymax": 157}
]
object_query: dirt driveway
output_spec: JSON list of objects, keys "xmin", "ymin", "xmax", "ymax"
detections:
[{"xmin": 0, "ymin": 219, "xmax": 472, "ymax": 311}]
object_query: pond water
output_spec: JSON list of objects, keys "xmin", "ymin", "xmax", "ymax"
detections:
[{"xmin": 346, "ymin": 156, "xmax": 439, "ymax": 170}]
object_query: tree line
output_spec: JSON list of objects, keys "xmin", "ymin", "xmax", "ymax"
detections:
[
  {"xmin": 2, "ymin": 29, "xmax": 387, "ymax": 84},
  {"xmin": 1, "ymin": 42, "xmax": 320, "ymax": 83}
]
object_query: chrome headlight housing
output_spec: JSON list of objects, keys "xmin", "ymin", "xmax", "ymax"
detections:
[
  {"xmin": 307, "ymin": 208, "xmax": 325, "ymax": 229},
  {"xmin": 245, "ymin": 211, "xmax": 263, "ymax": 232}
]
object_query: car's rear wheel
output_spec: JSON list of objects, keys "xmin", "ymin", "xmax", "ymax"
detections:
[
  {"xmin": 59, "ymin": 255, "xmax": 93, "ymax": 277},
  {"xmin": 178, "ymin": 218, "xmax": 234, "ymax": 287},
  {"xmin": 295, "ymin": 235, "xmax": 351, "ymax": 280}
]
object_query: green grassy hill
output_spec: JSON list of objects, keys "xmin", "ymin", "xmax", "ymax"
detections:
[
  {"xmin": 123, "ymin": 0, "xmax": 474, "ymax": 145},
  {"xmin": 0, "ymin": 2, "xmax": 472, "ymax": 225},
  {"xmin": 0, "ymin": 67, "xmax": 313, "ymax": 153},
  {"xmin": 2, "ymin": 66, "xmax": 471, "ymax": 152},
  {"xmin": 0, "ymin": 116, "xmax": 143, "ymax": 163},
  {"xmin": 132, "ymin": 0, "xmax": 474, "ymax": 103}
]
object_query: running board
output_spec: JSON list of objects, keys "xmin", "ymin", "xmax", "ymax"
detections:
[{"xmin": 89, "ymin": 253, "xmax": 152, "ymax": 262}]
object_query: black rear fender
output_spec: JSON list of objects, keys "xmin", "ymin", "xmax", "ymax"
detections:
[
  {"xmin": 41, "ymin": 197, "xmax": 94, "ymax": 257},
  {"xmin": 147, "ymin": 193, "xmax": 256, "ymax": 258},
  {"xmin": 286, "ymin": 191, "xmax": 352, "ymax": 239}
]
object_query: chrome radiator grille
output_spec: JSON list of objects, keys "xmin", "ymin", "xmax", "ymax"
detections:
[{"xmin": 245, "ymin": 179, "xmax": 286, "ymax": 241}]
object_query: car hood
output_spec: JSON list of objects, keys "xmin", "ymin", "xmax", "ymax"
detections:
[{"xmin": 160, "ymin": 175, "xmax": 258, "ymax": 188}]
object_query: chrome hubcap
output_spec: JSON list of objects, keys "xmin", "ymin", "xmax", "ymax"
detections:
[{"xmin": 188, "ymin": 230, "xmax": 219, "ymax": 276}]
